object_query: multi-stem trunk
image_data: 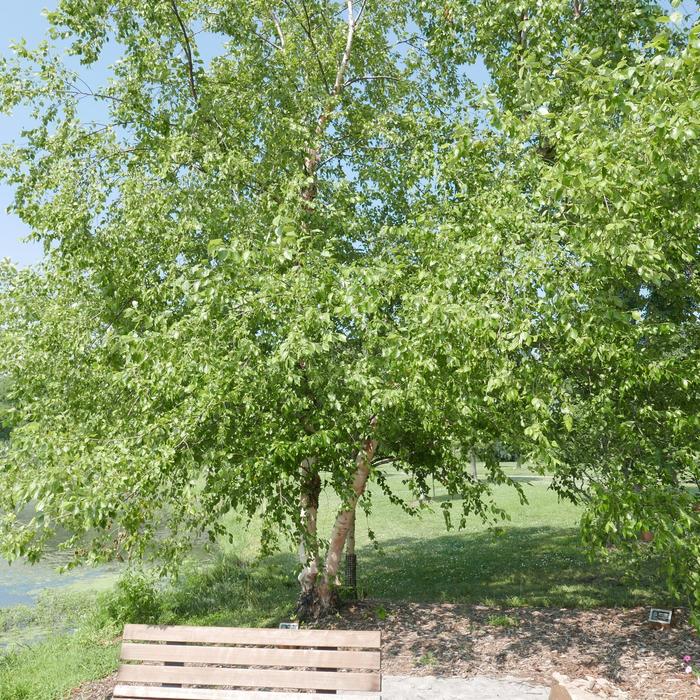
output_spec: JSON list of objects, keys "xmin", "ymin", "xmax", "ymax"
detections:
[
  {"xmin": 297, "ymin": 436, "xmax": 378, "ymax": 620},
  {"xmin": 295, "ymin": 0, "xmax": 365, "ymax": 621}
]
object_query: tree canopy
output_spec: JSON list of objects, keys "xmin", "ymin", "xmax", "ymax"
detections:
[{"xmin": 0, "ymin": 0, "xmax": 698, "ymax": 618}]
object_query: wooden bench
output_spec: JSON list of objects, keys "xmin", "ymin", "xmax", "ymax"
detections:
[{"xmin": 113, "ymin": 624, "xmax": 382, "ymax": 699}]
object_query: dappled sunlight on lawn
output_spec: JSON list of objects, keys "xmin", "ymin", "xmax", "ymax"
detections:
[
  {"xmin": 214, "ymin": 472, "xmax": 664, "ymax": 610},
  {"xmin": 356, "ymin": 527, "xmax": 662, "ymax": 608}
]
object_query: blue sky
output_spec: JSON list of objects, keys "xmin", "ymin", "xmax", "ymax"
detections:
[
  {"xmin": 2, "ymin": 2, "xmax": 683, "ymax": 268},
  {"xmin": 0, "ymin": 2, "xmax": 52, "ymax": 267}
]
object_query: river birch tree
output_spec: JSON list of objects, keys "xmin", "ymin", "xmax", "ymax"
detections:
[
  {"xmin": 0, "ymin": 0, "xmax": 516, "ymax": 618},
  {"xmin": 0, "ymin": 0, "xmax": 699, "ymax": 620}
]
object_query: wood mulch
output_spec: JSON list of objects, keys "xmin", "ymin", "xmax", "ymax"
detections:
[
  {"xmin": 70, "ymin": 673, "xmax": 117, "ymax": 700},
  {"xmin": 71, "ymin": 602, "xmax": 700, "ymax": 699},
  {"xmin": 319, "ymin": 601, "xmax": 700, "ymax": 699}
]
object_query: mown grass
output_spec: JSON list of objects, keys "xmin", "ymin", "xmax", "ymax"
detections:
[
  {"xmin": 219, "ymin": 468, "xmax": 664, "ymax": 608},
  {"xmin": 0, "ymin": 468, "xmax": 669, "ymax": 699}
]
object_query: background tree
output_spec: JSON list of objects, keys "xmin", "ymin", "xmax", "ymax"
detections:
[{"xmin": 439, "ymin": 0, "xmax": 700, "ymax": 619}]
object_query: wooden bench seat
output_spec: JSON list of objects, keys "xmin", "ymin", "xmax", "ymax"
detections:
[{"xmin": 113, "ymin": 624, "xmax": 382, "ymax": 699}]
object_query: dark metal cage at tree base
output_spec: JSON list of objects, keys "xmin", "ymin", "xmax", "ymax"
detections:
[{"xmin": 345, "ymin": 552, "xmax": 358, "ymax": 596}]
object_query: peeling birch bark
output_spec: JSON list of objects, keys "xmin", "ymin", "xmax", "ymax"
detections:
[
  {"xmin": 317, "ymin": 437, "xmax": 378, "ymax": 606},
  {"xmin": 297, "ymin": 458, "xmax": 320, "ymax": 595}
]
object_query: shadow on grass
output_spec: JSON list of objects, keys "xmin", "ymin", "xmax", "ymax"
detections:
[
  {"xmin": 343, "ymin": 529, "xmax": 672, "ymax": 682},
  {"xmin": 429, "ymin": 477, "xmax": 549, "ymax": 502},
  {"xmin": 161, "ymin": 526, "xmax": 664, "ymax": 631},
  {"xmin": 355, "ymin": 527, "xmax": 664, "ymax": 609},
  {"xmin": 164, "ymin": 555, "xmax": 298, "ymax": 628},
  {"xmin": 429, "ymin": 493, "xmax": 463, "ymax": 503},
  {"xmin": 507, "ymin": 475, "xmax": 549, "ymax": 483}
]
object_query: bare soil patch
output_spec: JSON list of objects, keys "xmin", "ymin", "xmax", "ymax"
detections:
[{"xmin": 70, "ymin": 673, "xmax": 117, "ymax": 700}]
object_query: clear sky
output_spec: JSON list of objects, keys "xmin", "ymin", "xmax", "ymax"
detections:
[{"xmin": 0, "ymin": 2, "xmax": 52, "ymax": 267}]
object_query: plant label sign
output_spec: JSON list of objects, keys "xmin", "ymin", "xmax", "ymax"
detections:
[
  {"xmin": 648, "ymin": 608, "xmax": 673, "ymax": 625},
  {"xmin": 279, "ymin": 622, "xmax": 299, "ymax": 630}
]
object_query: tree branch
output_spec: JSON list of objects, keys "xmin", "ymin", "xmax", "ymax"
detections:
[
  {"xmin": 169, "ymin": 0, "xmax": 199, "ymax": 104},
  {"xmin": 300, "ymin": 0, "xmax": 333, "ymax": 94},
  {"xmin": 271, "ymin": 11, "xmax": 286, "ymax": 51},
  {"xmin": 332, "ymin": 0, "xmax": 356, "ymax": 97},
  {"xmin": 300, "ymin": 0, "xmax": 358, "ymax": 202},
  {"xmin": 344, "ymin": 74, "xmax": 401, "ymax": 88},
  {"xmin": 356, "ymin": 0, "xmax": 367, "ymax": 27},
  {"xmin": 252, "ymin": 28, "xmax": 284, "ymax": 53},
  {"xmin": 372, "ymin": 456, "xmax": 395, "ymax": 467}
]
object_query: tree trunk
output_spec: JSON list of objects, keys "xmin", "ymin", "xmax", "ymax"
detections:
[
  {"xmin": 297, "ymin": 458, "xmax": 321, "ymax": 601},
  {"xmin": 344, "ymin": 506, "xmax": 357, "ymax": 597},
  {"xmin": 470, "ymin": 450, "xmax": 478, "ymax": 480},
  {"xmin": 295, "ymin": 4, "xmax": 362, "ymax": 622},
  {"xmin": 297, "ymin": 437, "xmax": 377, "ymax": 620}
]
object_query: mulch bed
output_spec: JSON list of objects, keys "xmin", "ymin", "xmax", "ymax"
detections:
[
  {"xmin": 320, "ymin": 601, "xmax": 700, "ymax": 699},
  {"xmin": 71, "ymin": 602, "xmax": 700, "ymax": 699}
]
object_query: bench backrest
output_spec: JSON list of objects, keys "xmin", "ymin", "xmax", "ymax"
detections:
[{"xmin": 114, "ymin": 624, "xmax": 381, "ymax": 699}]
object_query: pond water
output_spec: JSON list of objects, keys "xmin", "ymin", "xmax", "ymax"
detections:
[
  {"xmin": 0, "ymin": 525, "xmax": 123, "ymax": 648},
  {"xmin": 0, "ymin": 506, "xmax": 123, "ymax": 608},
  {"xmin": 0, "ymin": 550, "xmax": 121, "ymax": 608}
]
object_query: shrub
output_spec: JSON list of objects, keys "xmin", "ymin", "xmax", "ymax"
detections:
[{"xmin": 98, "ymin": 570, "xmax": 162, "ymax": 627}]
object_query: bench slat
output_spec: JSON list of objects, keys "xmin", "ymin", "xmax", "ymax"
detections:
[
  {"xmin": 114, "ymin": 685, "xmax": 379, "ymax": 699},
  {"xmin": 122, "ymin": 624, "xmax": 380, "ymax": 649},
  {"xmin": 121, "ymin": 642, "xmax": 380, "ymax": 669},
  {"xmin": 117, "ymin": 664, "xmax": 380, "ymax": 692}
]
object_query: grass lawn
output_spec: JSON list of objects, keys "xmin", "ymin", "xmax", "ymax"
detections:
[
  {"xmin": 0, "ymin": 467, "xmax": 668, "ymax": 699},
  {"xmin": 220, "ymin": 467, "xmax": 663, "ymax": 608},
  {"xmin": 0, "ymin": 633, "xmax": 120, "ymax": 700}
]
